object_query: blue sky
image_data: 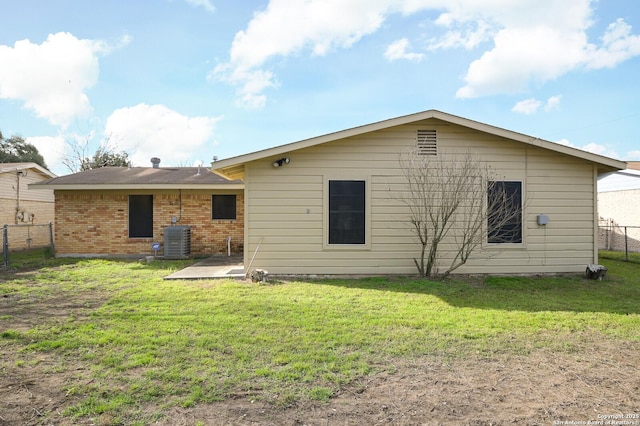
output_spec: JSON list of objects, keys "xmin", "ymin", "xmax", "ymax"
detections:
[{"xmin": 1, "ymin": 0, "xmax": 639, "ymax": 175}]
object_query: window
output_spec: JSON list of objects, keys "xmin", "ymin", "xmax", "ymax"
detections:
[
  {"xmin": 487, "ymin": 181, "xmax": 522, "ymax": 244},
  {"xmin": 129, "ymin": 195, "xmax": 153, "ymax": 238},
  {"xmin": 417, "ymin": 129, "xmax": 437, "ymax": 155},
  {"xmin": 328, "ymin": 180, "xmax": 365, "ymax": 245},
  {"xmin": 212, "ymin": 195, "xmax": 236, "ymax": 220}
]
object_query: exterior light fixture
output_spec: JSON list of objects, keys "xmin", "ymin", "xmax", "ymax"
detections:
[{"xmin": 272, "ymin": 157, "xmax": 290, "ymax": 168}]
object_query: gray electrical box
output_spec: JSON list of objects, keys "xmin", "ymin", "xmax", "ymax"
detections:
[
  {"xmin": 537, "ymin": 214, "xmax": 549, "ymax": 226},
  {"xmin": 164, "ymin": 226, "xmax": 191, "ymax": 258}
]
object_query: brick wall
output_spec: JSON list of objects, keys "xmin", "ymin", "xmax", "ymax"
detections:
[
  {"xmin": 598, "ymin": 190, "xmax": 640, "ymax": 252},
  {"xmin": 598, "ymin": 219, "xmax": 640, "ymax": 252},
  {"xmin": 54, "ymin": 189, "xmax": 244, "ymax": 257}
]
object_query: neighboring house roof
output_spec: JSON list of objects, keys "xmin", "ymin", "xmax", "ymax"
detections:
[
  {"xmin": 31, "ymin": 166, "xmax": 243, "ymax": 190},
  {"xmin": 598, "ymin": 168, "xmax": 640, "ymax": 192},
  {"xmin": 0, "ymin": 162, "xmax": 56, "ymax": 178},
  {"xmin": 626, "ymin": 161, "xmax": 640, "ymax": 171},
  {"xmin": 211, "ymin": 109, "xmax": 626, "ymax": 180}
]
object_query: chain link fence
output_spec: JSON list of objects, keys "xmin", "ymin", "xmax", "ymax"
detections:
[
  {"xmin": 598, "ymin": 218, "xmax": 640, "ymax": 262},
  {"xmin": 2, "ymin": 223, "xmax": 55, "ymax": 269}
]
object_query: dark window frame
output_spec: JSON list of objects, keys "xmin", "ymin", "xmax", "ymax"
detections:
[
  {"xmin": 487, "ymin": 180, "xmax": 523, "ymax": 244},
  {"xmin": 129, "ymin": 195, "xmax": 153, "ymax": 238},
  {"xmin": 212, "ymin": 194, "xmax": 237, "ymax": 220},
  {"xmin": 328, "ymin": 180, "xmax": 366, "ymax": 245}
]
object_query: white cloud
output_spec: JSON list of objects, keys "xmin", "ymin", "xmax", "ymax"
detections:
[
  {"xmin": 428, "ymin": 18, "xmax": 494, "ymax": 50},
  {"xmin": 184, "ymin": 0, "xmax": 215, "ymax": 13},
  {"xmin": 512, "ymin": 98, "xmax": 542, "ymax": 115},
  {"xmin": 0, "ymin": 32, "xmax": 129, "ymax": 128},
  {"xmin": 455, "ymin": 3, "xmax": 640, "ymax": 98},
  {"xmin": 513, "ymin": 95, "xmax": 562, "ymax": 114},
  {"xmin": 544, "ymin": 95, "xmax": 562, "ymax": 111},
  {"xmin": 212, "ymin": 65, "xmax": 277, "ymax": 110},
  {"xmin": 556, "ymin": 138, "xmax": 619, "ymax": 159},
  {"xmin": 385, "ymin": 38, "xmax": 424, "ymax": 62},
  {"xmin": 584, "ymin": 18, "xmax": 640, "ymax": 69},
  {"xmin": 214, "ymin": 0, "xmax": 640, "ymax": 107},
  {"xmin": 104, "ymin": 103, "xmax": 221, "ymax": 167},
  {"xmin": 212, "ymin": 0, "xmax": 393, "ymax": 109},
  {"xmin": 456, "ymin": 24, "xmax": 587, "ymax": 98},
  {"xmin": 26, "ymin": 135, "xmax": 66, "ymax": 173},
  {"xmin": 581, "ymin": 142, "xmax": 619, "ymax": 159}
]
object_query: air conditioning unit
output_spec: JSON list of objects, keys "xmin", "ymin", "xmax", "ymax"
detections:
[{"xmin": 164, "ymin": 226, "xmax": 191, "ymax": 258}]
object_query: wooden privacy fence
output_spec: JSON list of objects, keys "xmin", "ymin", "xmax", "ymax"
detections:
[{"xmin": 2, "ymin": 223, "xmax": 54, "ymax": 268}]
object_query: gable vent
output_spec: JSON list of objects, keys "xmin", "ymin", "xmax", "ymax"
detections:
[{"xmin": 416, "ymin": 130, "xmax": 437, "ymax": 155}]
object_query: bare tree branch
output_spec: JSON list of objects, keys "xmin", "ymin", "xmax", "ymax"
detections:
[
  {"xmin": 62, "ymin": 133, "xmax": 129, "ymax": 173},
  {"xmin": 396, "ymin": 148, "xmax": 522, "ymax": 278},
  {"xmin": 61, "ymin": 134, "xmax": 91, "ymax": 173}
]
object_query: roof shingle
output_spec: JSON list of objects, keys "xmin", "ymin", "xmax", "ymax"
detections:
[{"xmin": 35, "ymin": 167, "xmax": 241, "ymax": 187}]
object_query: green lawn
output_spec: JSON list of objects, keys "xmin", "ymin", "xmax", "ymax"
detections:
[
  {"xmin": 600, "ymin": 249, "xmax": 640, "ymax": 264},
  {"xmin": 1, "ymin": 256, "xmax": 639, "ymax": 425}
]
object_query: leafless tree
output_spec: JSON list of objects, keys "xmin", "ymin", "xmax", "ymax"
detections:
[
  {"xmin": 60, "ymin": 133, "xmax": 91, "ymax": 173},
  {"xmin": 62, "ymin": 133, "xmax": 129, "ymax": 173},
  {"xmin": 397, "ymin": 148, "xmax": 522, "ymax": 278}
]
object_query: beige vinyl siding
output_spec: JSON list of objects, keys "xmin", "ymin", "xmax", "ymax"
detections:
[
  {"xmin": 243, "ymin": 119, "xmax": 598, "ymax": 275},
  {"xmin": 1, "ymin": 169, "xmax": 55, "ymax": 228},
  {"xmin": 23, "ymin": 172, "xmax": 55, "ymax": 202},
  {"xmin": 0, "ymin": 173, "xmax": 18, "ymax": 200},
  {"xmin": 0, "ymin": 170, "xmax": 54, "ymax": 203}
]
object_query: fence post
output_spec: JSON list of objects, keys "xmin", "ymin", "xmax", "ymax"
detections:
[
  {"xmin": 48, "ymin": 222, "xmax": 55, "ymax": 256},
  {"xmin": 607, "ymin": 219, "xmax": 612, "ymax": 250},
  {"xmin": 624, "ymin": 226, "xmax": 629, "ymax": 262},
  {"xmin": 3, "ymin": 224, "xmax": 8, "ymax": 269}
]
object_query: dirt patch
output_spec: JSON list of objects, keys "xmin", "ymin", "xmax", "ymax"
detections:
[
  {"xmin": 2, "ymin": 345, "xmax": 638, "ymax": 425},
  {"xmin": 0, "ymin": 356, "xmax": 90, "ymax": 426},
  {"xmin": 151, "ymin": 346, "xmax": 640, "ymax": 426}
]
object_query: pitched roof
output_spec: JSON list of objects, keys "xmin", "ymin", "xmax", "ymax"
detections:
[
  {"xmin": 211, "ymin": 109, "xmax": 626, "ymax": 180},
  {"xmin": 0, "ymin": 162, "xmax": 56, "ymax": 178},
  {"xmin": 598, "ymin": 168, "xmax": 640, "ymax": 192},
  {"xmin": 31, "ymin": 166, "xmax": 242, "ymax": 190}
]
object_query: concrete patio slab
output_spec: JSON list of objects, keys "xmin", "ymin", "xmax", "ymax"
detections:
[{"xmin": 163, "ymin": 255, "xmax": 245, "ymax": 280}]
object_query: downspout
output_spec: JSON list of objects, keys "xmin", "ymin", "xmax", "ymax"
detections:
[
  {"xmin": 592, "ymin": 164, "xmax": 599, "ymax": 264},
  {"xmin": 15, "ymin": 171, "xmax": 22, "ymax": 224},
  {"xmin": 243, "ymin": 165, "xmax": 249, "ymax": 273},
  {"xmin": 172, "ymin": 189, "xmax": 182, "ymax": 223}
]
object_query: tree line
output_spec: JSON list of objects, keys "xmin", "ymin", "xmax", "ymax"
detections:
[
  {"xmin": 0, "ymin": 131, "xmax": 129, "ymax": 172},
  {"xmin": 0, "ymin": 131, "xmax": 48, "ymax": 169}
]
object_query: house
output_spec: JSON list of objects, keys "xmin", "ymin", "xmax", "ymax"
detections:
[
  {"xmin": 598, "ymin": 166, "xmax": 640, "ymax": 252},
  {"xmin": 1, "ymin": 162, "xmax": 56, "ymax": 250},
  {"xmin": 211, "ymin": 110, "xmax": 625, "ymax": 276},
  {"xmin": 32, "ymin": 162, "xmax": 243, "ymax": 257}
]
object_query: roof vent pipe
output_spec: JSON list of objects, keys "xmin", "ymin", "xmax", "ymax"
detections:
[{"xmin": 151, "ymin": 157, "xmax": 161, "ymax": 168}]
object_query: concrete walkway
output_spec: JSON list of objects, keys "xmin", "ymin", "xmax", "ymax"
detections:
[{"xmin": 163, "ymin": 255, "xmax": 245, "ymax": 280}]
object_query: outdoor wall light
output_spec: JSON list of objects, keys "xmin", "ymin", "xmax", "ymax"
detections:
[{"xmin": 272, "ymin": 157, "xmax": 290, "ymax": 168}]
